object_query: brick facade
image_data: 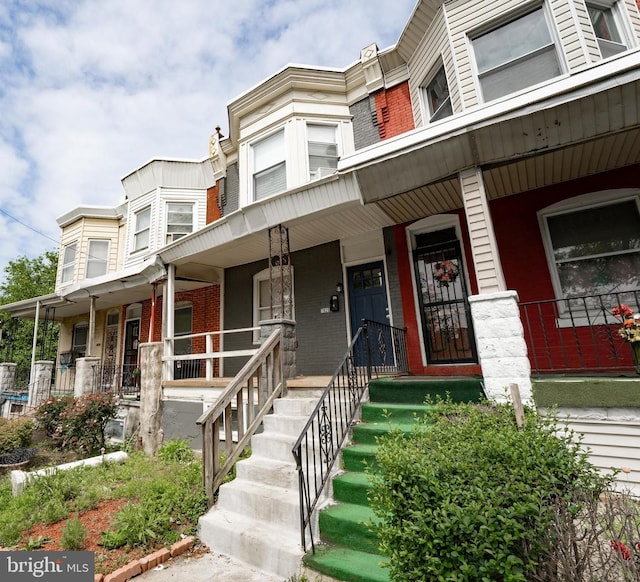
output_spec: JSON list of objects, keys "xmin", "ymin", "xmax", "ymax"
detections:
[
  {"xmin": 373, "ymin": 82, "xmax": 415, "ymax": 140},
  {"xmin": 206, "ymin": 181, "xmax": 222, "ymax": 224}
]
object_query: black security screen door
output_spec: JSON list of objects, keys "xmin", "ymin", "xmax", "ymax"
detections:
[{"xmin": 413, "ymin": 228, "xmax": 476, "ymax": 364}]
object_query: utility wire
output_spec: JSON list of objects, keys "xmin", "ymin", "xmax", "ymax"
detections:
[{"xmin": 0, "ymin": 206, "xmax": 59, "ymax": 245}]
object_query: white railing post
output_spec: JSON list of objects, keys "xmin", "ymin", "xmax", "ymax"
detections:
[{"xmin": 206, "ymin": 333, "xmax": 213, "ymax": 380}]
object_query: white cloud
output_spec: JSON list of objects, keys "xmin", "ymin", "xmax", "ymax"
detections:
[{"xmin": 0, "ymin": 0, "xmax": 416, "ymax": 279}]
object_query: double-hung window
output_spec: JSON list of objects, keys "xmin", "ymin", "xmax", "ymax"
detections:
[
  {"xmin": 587, "ymin": 2, "xmax": 627, "ymax": 58},
  {"xmin": 253, "ymin": 129, "xmax": 286, "ymax": 200},
  {"xmin": 423, "ymin": 65, "xmax": 453, "ymax": 123},
  {"xmin": 253, "ymin": 267, "xmax": 295, "ymax": 343},
  {"xmin": 472, "ymin": 7, "xmax": 561, "ymax": 101},
  {"xmin": 307, "ymin": 124, "xmax": 338, "ymax": 180},
  {"xmin": 61, "ymin": 242, "xmax": 77, "ymax": 284},
  {"xmin": 542, "ymin": 197, "xmax": 640, "ymax": 300},
  {"xmin": 133, "ymin": 207, "xmax": 151, "ymax": 251},
  {"xmin": 166, "ymin": 203, "xmax": 193, "ymax": 243},
  {"xmin": 86, "ymin": 240, "xmax": 109, "ymax": 278}
]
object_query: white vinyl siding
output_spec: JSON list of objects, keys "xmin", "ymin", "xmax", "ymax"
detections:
[
  {"xmin": 471, "ymin": 8, "xmax": 562, "ymax": 102},
  {"xmin": 61, "ymin": 242, "xmax": 77, "ymax": 284},
  {"xmin": 253, "ymin": 129, "xmax": 286, "ymax": 200},
  {"xmin": 86, "ymin": 240, "xmax": 109, "ymax": 279}
]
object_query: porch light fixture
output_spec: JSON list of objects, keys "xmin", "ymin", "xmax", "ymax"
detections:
[{"xmin": 336, "ymin": 282, "xmax": 343, "ymax": 294}]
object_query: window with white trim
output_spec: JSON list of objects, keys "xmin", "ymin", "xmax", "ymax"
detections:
[
  {"xmin": 252, "ymin": 129, "xmax": 286, "ymax": 200},
  {"xmin": 133, "ymin": 206, "xmax": 151, "ymax": 251},
  {"xmin": 587, "ymin": 2, "xmax": 628, "ymax": 58},
  {"xmin": 61, "ymin": 242, "xmax": 77, "ymax": 284},
  {"xmin": 307, "ymin": 124, "xmax": 338, "ymax": 180},
  {"xmin": 166, "ymin": 203, "xmax": 194, "ymax": 243},
  {"xmin": 471, "ymin": 7, "xmax": 561, "ymax": 102},
  {"xmin": 542, "ymin": 196, "xmax": 640, "ymax": 300},
  {"xmin": 422, "ymin": 64, "xmax": 453, "ymax": 123},
  {"xmin": 253, "ymin": 267, "xmax": 295, "ymax": 343},
  {"xmin": 86, "ymin": 240, "xmax": 109, "ymax": 278},
  {"xmin": 72, "ymin": 323, "xmax": 88, "ymax": 360}
]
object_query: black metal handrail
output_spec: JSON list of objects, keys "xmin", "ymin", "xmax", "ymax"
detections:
[
  {"xmin": 292, "ymin": 319, "xmax": 408, "ymax": 552},
  {"xmin": 519, "ymin": 289, "xmax": 640, "ymax": 374}
]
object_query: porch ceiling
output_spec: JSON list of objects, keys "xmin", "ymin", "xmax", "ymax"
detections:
[{"xmin": 347, "ymin": 53, "xmax": 640, "ymax": 215}]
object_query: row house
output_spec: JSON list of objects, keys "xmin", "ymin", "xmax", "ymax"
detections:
[{"xmin": 3, "ymin": 0, "xmax": 640, "ymax": 409}]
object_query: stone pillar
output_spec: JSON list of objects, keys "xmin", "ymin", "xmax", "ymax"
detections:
[
  {"xmin": 29, "ymin": 361, "xmax": 54, "ymax": 407},
  {"xmin": 468, "ymin": 291, "xmax": 532, "ymax": 405},
  {"xmin": 260, "ymin": 319, "xmax": 297, "ymax": 381},
  {"xmin": 74, "ymin": 357, "xmax": 101, "ymax": 397},
  {"xmin": 0, "ymin": 363, "xmax": 17, "ymax": 392},
  {"xmin": 139, "ymin": 342, "xmax": 163, "ymax": 455}
]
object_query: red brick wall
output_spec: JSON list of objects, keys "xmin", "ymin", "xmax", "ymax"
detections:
[
  {"xmin": 206, "ymin": 181, "xmax": 222, "ymax": 224},
  {"xmin": 374, "ymin": 82, "xmax": 415, "ymax": 140}
]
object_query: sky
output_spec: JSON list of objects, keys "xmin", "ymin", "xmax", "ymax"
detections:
[{"xmin": 0, "ymin": 0, "xmax": 416, "ymax": 281}]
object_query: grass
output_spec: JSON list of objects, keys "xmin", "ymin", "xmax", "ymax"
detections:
[{"xmin": 0, "ymin": 439, "xmax": 208, "ymax": 550}]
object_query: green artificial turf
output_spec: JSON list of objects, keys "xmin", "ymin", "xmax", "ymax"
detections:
[{"xmin": 533, "ymin": 377, "xmax": 640, "ymax": 408}]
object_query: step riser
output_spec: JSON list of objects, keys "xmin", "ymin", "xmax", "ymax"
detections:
[
  {"xmin": 361, "ymin": 404, "xmax": 432, "ymax": 423},
  {"xmin": 318, "ymin": 512, "xmax": 379, "ymax": 554},
  {"xmin": 235, "ymin": 458, "xmax": 299, "ymax": 489},
  {"xmin": 251, "ymin": 433, "xmax": 296, "ymax": 462},
  {"xmin": 199, "ymin": 512, "xmax": 301, "ymax": 578},
  {"xmin": 274, "ymin": 397, "xmax": 321, "ymax": 416},
  {"xmin": 333, "ymin": 480, "xmax": 371, "ymax": 506},
  {"xmin": 217, "ymin": 485, "xmax": 300, "ymax": 526},
  {"xmin": 263, "ymin": 414, "xmax": 310, "ymax": 435},
  {"xmin": 342, "ymin": 449, "xmax": 378, "ymax": 472}
]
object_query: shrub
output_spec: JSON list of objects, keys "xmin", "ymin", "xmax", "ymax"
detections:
[
  {"xmin": 34, "ymin": 397, "xmax": 74, "ymax": 437},
  {"xmin": 157, "ymin": 439, "xmax": 194, "ymax": 464},
  {"xmin": 0, "ymin": 417, "xmax": 34, "ymax": 454},
  {"xmin": 369, "ymin": 400, "xmax": 609, "ymax": 582},
  {"xmin": 36, "ymin": 393, "xmax": 118, "ymax": 455}
]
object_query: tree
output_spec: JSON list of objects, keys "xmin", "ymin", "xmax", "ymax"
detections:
[{"xmin": 0, "ymin": 250, "xmax": 59, "ymax": 383}]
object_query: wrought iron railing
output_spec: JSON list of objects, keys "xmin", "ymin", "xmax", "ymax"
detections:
[
  {"xmin": 292, "ymin": 319, "xmax": 408, "ymax": 552},
  {"xmin": 90, "ymin": 363, "xmax": 141, "ymax": 399},
  {"xmin": 519, "ymin": 290, "xmax": 640, "ymax": 375},
  {"xmin": 196, "ymin": 328, "xmax": 283, "ymax": 505}
]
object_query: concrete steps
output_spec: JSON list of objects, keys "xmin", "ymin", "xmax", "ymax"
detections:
[{"xmin": 198, "ymin": 386, "xmax": 326, "ymax": 579}]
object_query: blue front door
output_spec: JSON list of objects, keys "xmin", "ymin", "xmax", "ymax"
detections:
[{"xmin": 347, "ymin": 261, "xmax": 391, "ymax": 365}]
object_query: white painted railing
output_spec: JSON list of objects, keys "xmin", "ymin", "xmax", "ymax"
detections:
[{"xmin": 162, "ymin": 327, "xmax": 259, "ymax": 381}]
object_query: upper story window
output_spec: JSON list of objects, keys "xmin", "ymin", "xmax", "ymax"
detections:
[
  {"xmin": 133, "ymin": 206, "xmax": 151, "ymax": 251},
  {"xmin": 253, "ymin": 129, "xmax": 286, "ymax": 200},
  {"xmin": 307, "ymin": 124, "xmax": 339, "ymax": 180},
  {"xmin": 541, "ymin": 194, "xmax": 640, "ymax": 301},
  {"xmin": 587, "ymin": 2, "xmax": 628, "ymax": 58},
  {"xmin": 60, "ymin": 242, "xmax": 77, "ymax": 284},
  {"xmin": 472, "ymin": 7, "xmax": 561, "ymax": 102},
  {"xmin": 166, "ymin": 203, "xmax": 193, "ymax": 243},
  {"xmin": 422, "ymin": 64, "xmax": 453, "ymax": 123},
  {"xmin": 86, "ymin": 240, "xmax": 109, "ymax": 279}
]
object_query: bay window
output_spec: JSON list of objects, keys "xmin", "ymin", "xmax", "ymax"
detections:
[
  {"xmin": 587, "ymin": 2, "xmax": 627, "ymax": 58},
  {"xmin": 423, "ymin": 64, "xmax": 453, "ymax": 123},
  {"xmin": 61, "ymin": 242, "xmax": 77, "ymax": 284},
  {"xmin": 307, "ymin": 124, "xmax": 338, "ymax": 180},
  {"xmin": 166, "ymin": 202, "xmax": 193, "ymax": 243},
  {"xmin": 472, "ymin": 7, "xmax": 561, "ymax": 101},
  {"xmin": 133, "ymin": 206, "xmax": 151, "ymax": 251},
  {"xmin": 253, "ymin": 129, "xmax": 286, "ymax": 200},
  {"xmin": 86, "ymin": 240, "xmax": 109, "ymax": 278}
]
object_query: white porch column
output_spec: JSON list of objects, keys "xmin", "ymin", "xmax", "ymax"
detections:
[
  {"xmin": 164, "ymin": 264, "xmax": 176, "ymax": 381},
  {"xmin": 88, "ymin": 296, "xmax": 96, "ymax": 356},
  {"xmin": 459, "ymin": 168, "xmax": 506, "ymax": 294},
  {"xmin": 460, "ymin": 168, "xmax": 532, "ymax": 404},
  {"xmin": 30, "ymin": 300, "xmax": 40, "ymax": 384}
]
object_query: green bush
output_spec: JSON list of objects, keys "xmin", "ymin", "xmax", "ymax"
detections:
[
  {"xmin": 0, "ymin": 417, "xmax": 34, "ymax": 454},
  {"xmin": 369, "ymin": 400, "xmax": 609, "ymax": 582},
  {"xmin": 34, "ymin": 397, "xmax": 74, "ymax": 437},
  {"xmin": 60, "ymin": 517, "xmax": 87, "ymax": 550},
  {"xmin": 35, "ymin": 393, "xmax": 118, "ymax": 455}
]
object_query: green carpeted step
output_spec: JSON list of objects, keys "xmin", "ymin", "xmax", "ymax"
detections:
[
  {"xmin": 352, "ymin": 421, "xmax": 418, "ymax": 446},
  {"xmin": 333, "ymin": 472, "xmax": 372, "ymax": 506},
  {"xmin": 361, "ymin": 402, "xmax": 433, "ymax": 423},
  {"xmin": 318, "ymin": 503, "xmax": 382, "ymax": 554},
  {"xmin": 304, "ymin": 546, "xmax": 390, "ymax": 582},
  {"xmin": 368, "ymin": 377, "xmax": 484, "ymax": 404},
  {"xmin": 342, "ymin": 444, "xmax": 378, "ymax": 472}
]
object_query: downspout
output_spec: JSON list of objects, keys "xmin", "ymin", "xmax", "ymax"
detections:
[{"xmin": 165, "ymin": 264, "xmax": 176, "ymax": 380}]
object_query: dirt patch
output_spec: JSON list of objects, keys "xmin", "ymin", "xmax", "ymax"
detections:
[{"xmin": 20, "ymin": 498, "xmax": 157, "ymax": 575}]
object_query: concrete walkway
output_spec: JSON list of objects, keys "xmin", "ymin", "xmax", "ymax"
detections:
[{"xmin": 135, "ymin": 550, "xmax": 284, "ymax": 581}]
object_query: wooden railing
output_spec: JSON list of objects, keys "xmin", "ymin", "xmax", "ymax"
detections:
[{"xmin": 196, "ymin": 328, "xmax": 283, "ymax": 504}]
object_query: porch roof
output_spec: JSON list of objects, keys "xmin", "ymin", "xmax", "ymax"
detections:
[
  {"xmin": 157, "ymin": 172, "xmax": 395, "ymax": 271},
  {"xmin": 342, "ymin": 49, "xmax": 640, "ymax": 218}
]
